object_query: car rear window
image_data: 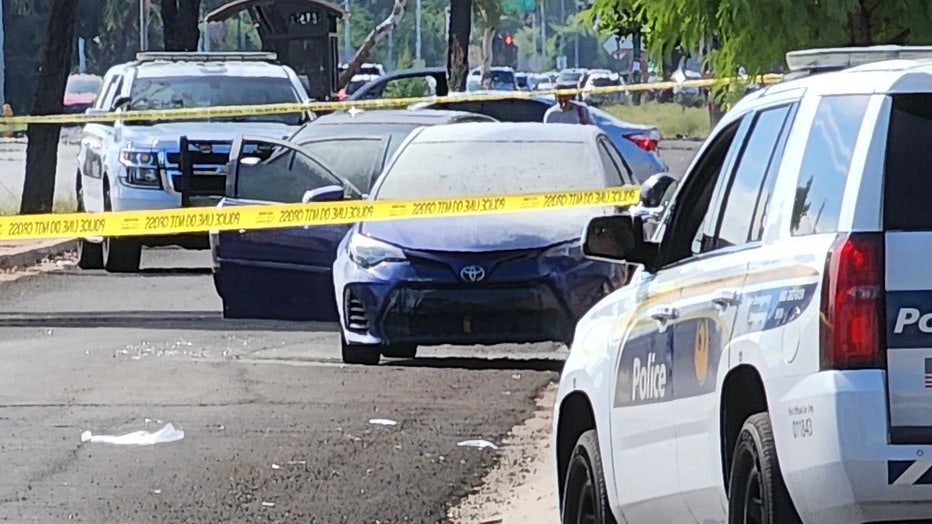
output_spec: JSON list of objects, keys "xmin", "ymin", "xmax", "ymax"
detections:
[
  {"xmin": 884, "ymin": 93, "xmax": 932, "ymax": 230},
  {"xmin": 375, "ymin": 140, "xmax": 601, "ymax": 199}
]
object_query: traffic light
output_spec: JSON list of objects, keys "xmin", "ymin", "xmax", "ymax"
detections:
[{"xmin": 504, "ymin": 34, "xmax": 514, "ymax": 46}]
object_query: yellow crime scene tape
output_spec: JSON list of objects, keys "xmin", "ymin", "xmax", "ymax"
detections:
[
  {"xmin": 0, "ymin": 73, "xmax": 784, "ymax": 126},
  {"xmin": 0, "ymin": 187, "xmax": 641, "ymax": 241}
]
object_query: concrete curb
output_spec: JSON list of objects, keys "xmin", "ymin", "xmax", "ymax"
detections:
[{"xmin": 0, "ymin": 239, "xmax": 77, "ymax": 271}]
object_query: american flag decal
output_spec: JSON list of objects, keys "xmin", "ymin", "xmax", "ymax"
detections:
[{"xmin": 925, "ymin": 358, "xmax": 932, "ymax": 388}]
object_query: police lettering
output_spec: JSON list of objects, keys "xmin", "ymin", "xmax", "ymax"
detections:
[
  {"xmin": 893, "ymin": 307, "xmax": 932, "ymax": 334},
  {"xmin": 632, "ymin": 352, "xmax": 667, "ymax": 402}
]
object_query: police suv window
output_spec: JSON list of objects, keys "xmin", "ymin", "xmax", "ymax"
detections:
[
  {"xmin": 884, "ymin": 94, "xmax": 932, "ymax": 231},
  {"xmin": 750, "ymin": 104, "xmax": 797, "ymax": 242},
  {"xmin": 714, "ymin": 104, "xmax": 793, "ymax": 248},
  {"xmin": 791, "ymin": 94, "xmax": 870, "ymax": 236}
]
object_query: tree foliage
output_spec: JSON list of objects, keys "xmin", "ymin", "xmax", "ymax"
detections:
[{"xmin": 585, "ymin": 0, "xmax": 932, "ymax": 83}]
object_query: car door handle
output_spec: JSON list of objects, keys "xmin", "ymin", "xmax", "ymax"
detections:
[
  {"xmin": 711, "ymin": 289, "xmax": 741, "ymax": 308},
  {"xmin": 649, "ymin": 305, "xmax": 679, "ymax": 322}
]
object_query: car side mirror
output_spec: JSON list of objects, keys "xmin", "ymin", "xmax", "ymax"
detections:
[
  {"xmin": 582, "ymin": 214, "xmax": 658, "ymax": 269},
  {"xmin": 639, "ymin": 173, "xmax": 678, "ymax": 208},
  {"xmin": 302, "ymin": 185, "xmax": 345, "ymax": 204},
  {"xmin": 110, "ymin": 96, "xmax": 131, "ymax": 112}
]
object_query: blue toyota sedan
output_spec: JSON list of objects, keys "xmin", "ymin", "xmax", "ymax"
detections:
[{"xmin": 333, "ymin": 122, "xmax": 635, "ymax": 364}]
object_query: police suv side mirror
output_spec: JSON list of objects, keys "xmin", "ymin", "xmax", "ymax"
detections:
[
  {"xmin": 110, "ymin": 96, "xmax": 131, "ymax": 112},
  {"xmin": 583, "ymin": 214, "xmax": 659, "ymax": 270}
]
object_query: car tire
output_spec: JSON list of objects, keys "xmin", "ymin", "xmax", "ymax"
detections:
[
  {"xmin": 76, "ymin": 239, "xmax": 104, "ymax": 270},
  {"xmin": 727, "ymin": 412, "xmax": 801, "ymax": 524},
  {"xmin": 103, "ymin": 238, "xmax": 142, "ymax": 273},
  {"xmin": 380, "ymin": 345, "xmax": 417, "ymax": 359},
  {"xmin": 561, "ymin": 429, "xmax": 617, "ymax": 524},
  {"xmin": 340, "ymin": 335, "xmax": 380, "ymax": 365}
]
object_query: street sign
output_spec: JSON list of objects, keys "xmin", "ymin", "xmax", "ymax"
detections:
[
  {"xmin": 602, "ymin": 36, "xmax": 633, "ymax": 56},
  {"xmin": 502, "ymin": 0, "xmax": 535, "ymax": 13}
]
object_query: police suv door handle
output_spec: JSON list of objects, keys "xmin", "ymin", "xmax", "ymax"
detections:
[
  {"xmin": 711, "ymin": 289, "xmax": 741, "ymax": 308},
  {"xmin": 649, "ymin": 305, "xmax": 679, "ymax": 322}
]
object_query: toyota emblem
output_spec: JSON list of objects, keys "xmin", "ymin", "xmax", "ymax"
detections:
[{"xmin": 459, "ymin": 265, "xmax": 486, "ymax": 282}]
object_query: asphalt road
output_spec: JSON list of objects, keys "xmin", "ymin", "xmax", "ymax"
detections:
[{"xmin": 0, "ymin": 138, "xmax": 700, "ymax": 523}]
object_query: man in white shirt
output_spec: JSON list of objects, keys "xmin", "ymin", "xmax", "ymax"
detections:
[{"xmin": 543, "ymin": 81, "xmax": 594, "ymax": 125}]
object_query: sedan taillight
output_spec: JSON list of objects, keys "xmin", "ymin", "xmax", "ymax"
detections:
[{"xmin": 623, "ymin": 133, "xmax": 659, "ymax": 152}]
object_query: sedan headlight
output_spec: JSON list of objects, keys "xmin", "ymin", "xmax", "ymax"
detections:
[
  {"xmin": 348, "ymin": 233, "xmax": 406, "ymax": 269},
  {"xmin": 119, "ymin": 147, "xmax": 161, "ymax": 188}
]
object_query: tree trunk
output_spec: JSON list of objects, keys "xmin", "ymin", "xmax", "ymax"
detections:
[
  {"xmin": 479, "ymin": 26, "xmax": 495, "ymax": 88},
  {"xmin": 847, "ymin": 8, "xmax": 873, "ymax": 46},
  {"xmin": 447, "ymin": 0, "xmax": 472, "ymax": 92},
  {"xmin": 160, "ymin": 0, "xmax": 180, "ymax": 50},
  {"xmin": 338, "ymin": 0, "xmax": 408, "ymax": 89},
  {"xmin": 161, "ymin": 0, "xmax": 201, "ymax": 51},
  {"xmin": 21, "ymin": 0, "xmax": 78, "ymax": 215}
]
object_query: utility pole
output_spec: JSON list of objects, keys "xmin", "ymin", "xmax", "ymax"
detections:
[
  {"xmin": 138, "ymin": 0, "xmax": 149, "ymax": 51},
  {"xmin": 343, "ymin": 0, "xmax": 351, "ymax": 63},
  {"xmin": 415, "ymin": 0, "xmax": 422, "ymax": 64},
  {"xmin": 573, "ymin": 0, "xmax": 579, "ymax": 67},
  {"xmin": 559, "ymin": 0, "xmax": 565, "ymax": 66},
  {"xmin": 0, "ymin": 0, "xmax": 6, "ymax": 106}
]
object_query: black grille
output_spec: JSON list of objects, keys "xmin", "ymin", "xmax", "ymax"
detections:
[{"xmin": 378, "ymin": 283, "xmax": 573, "ymax": 345}]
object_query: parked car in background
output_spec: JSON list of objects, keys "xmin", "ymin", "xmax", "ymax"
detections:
[
  {"xmin": 63, "ymin": 73, "xmax": 103, "ymax": 114},
  {"xmin": 557, "ymin": 68, "xmax": 587, "ymax": 88},
  {"xmin": 467, "ymin": 66, "xmax": 519, "ymax": 91},
  {"xmin": 411, "ymin": 94, "xmax": 667, "ymax": 182},
  {"xmin": 582, "ymin": 72, "xmax": 628, "ymax": 106},
  {"xmin": 210, "ymin": 109, "xmax": 496, "ymax": 321},
  {"xmin": 333, "ymin": 122, "xmax": 635, "ymax": 364}
]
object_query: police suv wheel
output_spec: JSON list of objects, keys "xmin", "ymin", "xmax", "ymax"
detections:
[
  {"xmin": 562, "ymin": 430, "xmax": 616, "ymax": 524},
  {"xmin": 103, "ymin": 238, "xmax": 142, "ymax": 273},
  {"xmin": 340, "ymin": 335, "xmax": 380, "ymax": 365},
  {"xmin": 76, "ymin": 239, "xmax": 104, "ymax": 270},
  {"xmin": 727, "ymin": 413, "xmax": 801, "ymax": 524}
]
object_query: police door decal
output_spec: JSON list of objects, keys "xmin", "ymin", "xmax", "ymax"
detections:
[
  {"xmin": 615, "ymin": 321, "xmax": 673, "ymax": 407},
  {"xmin": 672, "ymin": 317, "xmax": 725, "ymax": 399}
]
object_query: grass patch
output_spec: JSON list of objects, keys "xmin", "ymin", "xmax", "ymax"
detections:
[
  {"xmin": 602, "ymin": 102, "xmax": 710, "ymax": 139},
  {"xmin": 0, "ymin": 196, "xmax": 77, "ymax": 216}
]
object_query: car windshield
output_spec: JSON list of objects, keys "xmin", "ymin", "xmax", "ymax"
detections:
[
  {"xmin": 66, "ymin": 77, "xmax": 102, "ymax": 94},
  {"xmin": 558, "ymin": 72, "xmax": 582, "ymax": 83},
  {"xmin": 376, "ymin": 140, "xmax": 601, "ymax": 199},
  {"xmin": 590, "ymin": 77, "xmax": 618, "ymax": 87},
  {"xmin": 129, "ymin": 75, "xmax": 304, "ymax": 125}
]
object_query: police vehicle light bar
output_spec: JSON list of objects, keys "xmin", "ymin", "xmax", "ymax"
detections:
[
  {"xmin": 136, "ymin": 51, "xmax": 278, "ymax": 63},
  {"xmin": 786, "ymin": 45, "xmax": 932, "ymax": 73}
]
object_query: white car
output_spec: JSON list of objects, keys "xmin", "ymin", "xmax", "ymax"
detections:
[{"xmin": 552, "ymin": 45, "xmax": 932, "ymax": 524}]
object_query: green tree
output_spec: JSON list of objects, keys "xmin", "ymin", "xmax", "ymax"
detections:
[{"xmin": 585, "ymin": 0, "xmax": 932, "ymax": 92}]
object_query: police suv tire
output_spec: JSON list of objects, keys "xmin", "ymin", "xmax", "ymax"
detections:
[
  {"xmin": 380, "ymin": 345, "xmax": 417, "ymax": 359},
  {"xmin": 103, "ymin": 238, "xmax": 142, "ymax": 273},
  {"xmin": 561, "ymin": 429, "xmax": 617, "ymax": 524},
  {"xmin": 340, "ymin": 335, "xmax": 380, "ymax": 365},
  {"xmin": 727, "ymin": 413, "xmax": 801, "ymax": 524},
  {"xmin": 76, "ymin": 239, "xmax": 104, "ymax": 270}
]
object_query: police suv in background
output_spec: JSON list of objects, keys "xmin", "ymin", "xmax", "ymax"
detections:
[
  {"xmin": 553, "ymin": 45, "xmax": 932, "ymax": 524},
  {"xmin": 75, "ymin": 52, "xmax": 313, "ymax": 273}
]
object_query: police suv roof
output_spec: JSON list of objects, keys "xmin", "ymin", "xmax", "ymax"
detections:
[
  {"xmin": 132, "ymin": 60, "xmax": 292, "ymax": 79},
  {"xmin": 409, "ymin": 121, "xmax": 601, "ymax": 143},
  {"xmin": 735, "ymin": 47, "xmax": 932, "ymax": 114}
]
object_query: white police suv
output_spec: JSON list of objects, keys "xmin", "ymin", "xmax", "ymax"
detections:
[
  {"xmin": 553, "ymin": 46, "xmax": 932, "ymax": 524},
  {"xmin": 75, "ymin": 52, "xmax": 312, "ymax": 273}
]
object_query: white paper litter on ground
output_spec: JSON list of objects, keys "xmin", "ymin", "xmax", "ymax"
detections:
[
  {"xmin": 369, "ymin": 419, "xmax": 398, "ymax": 426},
  {"xmin": 80, "ymin": 423, "xmax": 184, "ymax": 446},
  {"xmin": 457, "ymin": 439, "xmax": 499, "ymax": 450}
]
